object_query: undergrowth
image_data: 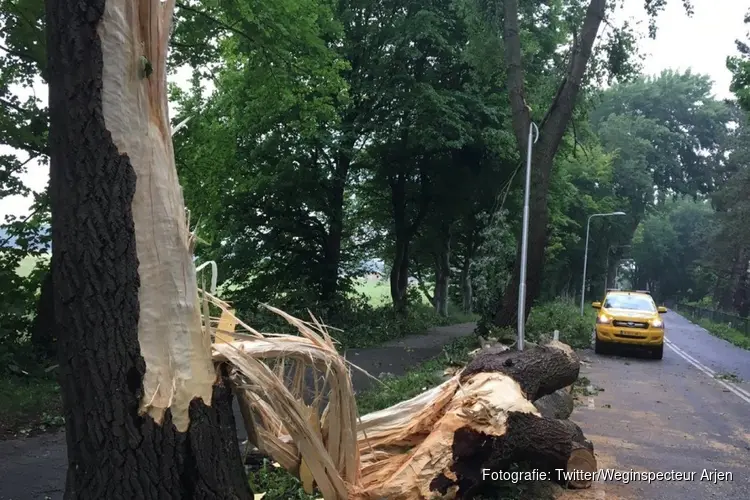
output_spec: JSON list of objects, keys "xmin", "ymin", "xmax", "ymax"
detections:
[{"xmin": 483, "ymin": 298, "xmax": 596, "ymax": 349}]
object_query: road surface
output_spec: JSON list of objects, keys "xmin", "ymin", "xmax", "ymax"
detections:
[{"xmin": 573, "ymin": 311, "xmax": 750, "ymax": 500}]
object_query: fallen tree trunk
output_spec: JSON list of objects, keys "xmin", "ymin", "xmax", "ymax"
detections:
[
  {"xmin": 353, "ymin": 340, "xmax": 595, "ymax": 499},
  {"xmin": 208, "ymin": 300, "xmax": 596, "ymax": 499},
  {"xmin": 533, "ymin": 386, "xmax": 575, "ymax": 420}
]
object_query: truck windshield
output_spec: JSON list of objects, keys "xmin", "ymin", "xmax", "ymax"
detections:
[{"xmin": 604, "ymin": 294, "xmax": 655, "ymax": 312}]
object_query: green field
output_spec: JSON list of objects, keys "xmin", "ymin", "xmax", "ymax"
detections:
[{"xmin": 353, "ymin": 276, "xmax": 432, "ymax": 306}]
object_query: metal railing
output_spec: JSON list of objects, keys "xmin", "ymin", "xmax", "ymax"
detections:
[{"xmin": 677, "ymin": 303, "xmax": 750, "ymax": 336}]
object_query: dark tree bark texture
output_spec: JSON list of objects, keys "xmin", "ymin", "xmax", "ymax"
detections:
[
  {"xmin": 534, "ymin": 387, "xmax": 575, "ymax": 420},
  {"xmin": 46, "ymin": 0, "xmax": 251, "ymax": 498},
  {"xmin": 426, "ymin": 341, "xmax": 595, "ymax": 499},
  {"xmin": 460, "ymin": 340, "xmax": 580, "ymax": 400}
]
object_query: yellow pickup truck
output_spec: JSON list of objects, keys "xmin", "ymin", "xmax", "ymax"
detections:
[{"xmin": 592, "ymin": 290, "xmax": 667, "ymax": 360}]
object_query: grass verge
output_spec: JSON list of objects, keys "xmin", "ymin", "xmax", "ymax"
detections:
[
  {"xmin": 694, "ymin": 319, "xmax": 750, "ymax": 350},
  {"xmin": 0, "ymin": 374, "xmax": 63, "ymax": 439},
  {"xmin": 677, "ymin": 309, "xmax": 750, "ymax": 350}
]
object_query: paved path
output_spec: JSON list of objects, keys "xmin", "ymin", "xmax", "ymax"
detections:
[
  {"xmin": 573, "ymin": 311, "xmax": 750, "ymax": 500},
  {"xmin": 0, "ymin": 322, "xmax": 476, "ymax": 500}
]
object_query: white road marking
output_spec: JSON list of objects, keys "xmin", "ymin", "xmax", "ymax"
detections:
[{"xmin": 664, "ymin": 337, "xmax": 750, "ymax": 404}]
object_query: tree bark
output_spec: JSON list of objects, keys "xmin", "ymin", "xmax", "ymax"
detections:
[
  {"xmin": 460, "ymin": 255, "xmax": 472, "ymax": 314},
  {"xmin": 459, "ymin": 221, "xmax": 477, "ymax": 314},
  {"xmin": 354, "ymin": 340, "xmax": 595, "ymax": 499},
  {"xmin": 534, "ymin": 387, "xmax": 575, "ymax": 420},
  {"xmin": 46, "ymin": 0, "xmax": 250, "ymax": 497},
  {"xmin": 492, "ymin": 0, "xmax": 606, "ymax": 328},
  {"xmin": 388, "ymin": 166, "xmax": 431, "ymax": 313},
  {"xmin": 433, "ymin": 224, "xmax": 451, "ymax": 317},
  {"xmin": 320, "ymin": 143, "xmax": 354, "ymax": 303}
]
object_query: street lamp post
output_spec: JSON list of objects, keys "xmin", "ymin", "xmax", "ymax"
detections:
[
  {"xmin": 580, "ymin": 211, "xmax": 626, "ymax": 315},
  {"xmin": 517, "ymin": 121, "xmax": 539, "ymax": 351}
]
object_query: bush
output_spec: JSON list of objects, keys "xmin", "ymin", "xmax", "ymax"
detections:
[
  {"xmin": 525, "ymin": 298, "xmax": 594, "ymax": 349},
  {"xmin": 480, "ymin": 298, "xmax": 594, "ymax": 349}
]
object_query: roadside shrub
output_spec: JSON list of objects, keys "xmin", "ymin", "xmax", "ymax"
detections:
[{"xmin": 525, "ymin": 298, "xmax": 594, "ymax": 349}]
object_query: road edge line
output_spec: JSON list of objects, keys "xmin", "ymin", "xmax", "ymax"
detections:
[
  {"xmin": 665, "ymin": 337, "xmax": 750, "ymax": 404},
  {"xmin": 665, "ymin": 338, "xmax": 750, "ymax": 394}
]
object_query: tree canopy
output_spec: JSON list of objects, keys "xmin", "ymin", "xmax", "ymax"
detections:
[{"xmin": 2, "ymin": 0, "xmax": 749, "ymax": 371}]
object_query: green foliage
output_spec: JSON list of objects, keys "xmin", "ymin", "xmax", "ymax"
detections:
[
  {"xmin": 247, "ymin": 459, "xmax": 318, "ymax": 500},
  {"xmin": 727, "ymin": 10, "xmax": 750, "ymax": 112},
  {"xmin": 525, "ymin": 298, "xmax": 595, "ymax": 349},
  {"xmin": 593, "ymin": 70, "xmax": 730, "ymax": 205},
  {"xmin": 0, "ymin": 0, "xmax": 51, "ymax": 368},
  {"xmin": 471, "ymin": 210, "xmax": 516, "ymax": 321}
]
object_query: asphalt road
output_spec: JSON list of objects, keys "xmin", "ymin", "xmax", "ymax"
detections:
[{"xmin": 572, "ymin": 311, "xmax": 750, "ymax": 500}]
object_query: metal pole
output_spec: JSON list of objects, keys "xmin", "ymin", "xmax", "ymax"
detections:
[
  {"xmin": 580, "ymin": 215, "xmax": 593, "ymax": 316},
  {"xmin": 579, "ymin": 212, "xmax": 626, "ymax": 315},
  {"xmin": 604, "ymin": 246, "xmax": 610, "ymax": 294},
  {"xmin": 517, "ymin": 121, "xmax": 539, "ymax": 351}
]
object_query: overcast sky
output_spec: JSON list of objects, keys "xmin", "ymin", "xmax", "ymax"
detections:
[{"xmin": 1, "ymin": 1, "xmax": 747, "ymax": 220}]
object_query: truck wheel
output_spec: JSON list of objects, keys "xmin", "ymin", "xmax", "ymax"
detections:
[
  {"xmin": 652, "ymin": 343, "xmax": 663, "ymax": 360},
  {"xmin": 595, "ymin": 336, "xmax": 606, "ymax": 355}
]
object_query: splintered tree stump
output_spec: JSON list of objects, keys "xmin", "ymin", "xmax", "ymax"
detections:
[{"xmin": 355, "ymin": 340, "xmax": 597, "ymax": 499}]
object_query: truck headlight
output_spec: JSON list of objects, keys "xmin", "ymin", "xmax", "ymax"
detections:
[
  {"xmin": 651, "ymin": 319, "xmax": 664, "ymax": 328},
  {"xmin": 597, "ymin": 314, "xmax": 611, "ymax": 324}
]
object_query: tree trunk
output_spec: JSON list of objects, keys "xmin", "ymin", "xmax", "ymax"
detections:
[
  {"xmin": 491, "ymin": 0, "xmax": 606, "ymax": 328},
  {"xmin": 734, "ymin": 250, "xmax": 749, "ymax": 318},
  {"xmin": 320, "ymin": 147, "xmax": 353, "ymax": 304},
  {"xmin": 720, "ymin": 250, "xmax": 742, "ymax": 312},
  {"xmin": 460, "ymin": 253, "xmax": 472, "ymax": 314},
  {"xmin": 390, "ymin": 233, "xmax": 410, "ymax": 314},
  {"xmin": 460, "ymin": 217, "xmax": 477, "ymax": 314},
  {"xmin": 355, "ymin": 340, "xmax": 596, "ymax": 499},
  {"xmin": 46, "ymin": 0, "xmax": 250, "ymax": 497},
  {"xmin": 433, "ymin": 224, "xmax": 451, "ymax": 317},
  {"xmin": 388, "ymin": 167, "xmax": 431, "ymax": 313},
  {"xmin": 534, "ymin": 386, "xmax": 575, "ymax": 420},
  {"xmin": 320, "ymin": 162, "xmax": 347, "ymax": 303},
  {"xmin": 30, "ymin": 269, "xmax": 56, "ymax": 359}
]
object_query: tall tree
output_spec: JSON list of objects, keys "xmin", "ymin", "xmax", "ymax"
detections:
[
  {"xmin": 46, "ymin": 0, "xmax": 250, "ymax": 496},
  {"xmin": 491, "ymin": 0, "xmax": 609, "ymax": 327},
  {"xmin": 487, "ymin": 0, "xmax": 696, "ymax": 327},
  {"xmin": 592, "ymin": 70, "xmax": 730, "ymax": 287}
]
